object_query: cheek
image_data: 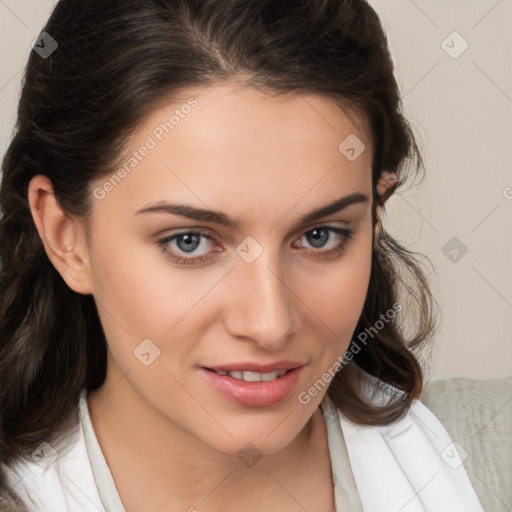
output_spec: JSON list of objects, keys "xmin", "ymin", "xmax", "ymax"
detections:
[
  {"xmin": 305, "ymin": 233, "xmax": 372, "ymax": 328},
  {"xmin": 303, "ymin": 232, "xmax": 373, "ymax": 362},
  {"xmin": 88, "ymin": 227, "xmax": 215, "ymax": 340}
]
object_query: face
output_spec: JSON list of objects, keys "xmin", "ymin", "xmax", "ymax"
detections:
[{"xmin": 84, "ymin": 82, "xmax": 374, "ymax": 456}]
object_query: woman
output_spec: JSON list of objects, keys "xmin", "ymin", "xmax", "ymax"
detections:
[{"xmin": 0, "ymin": 0, "xmax": 484, "ymax": 510}]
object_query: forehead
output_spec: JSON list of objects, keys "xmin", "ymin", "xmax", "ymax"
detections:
[
  {"xmin": 91, "ymin": 82, "xmax": 373, "ymax": 222},
  {"xmin": 134, "ymin": 81, "xmax": 370, "ymax": 156}
]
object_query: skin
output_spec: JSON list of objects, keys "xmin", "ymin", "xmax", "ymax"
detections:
[{"xmin": 28, "ymin": 81, "xmax": 395, "ymax": 512}]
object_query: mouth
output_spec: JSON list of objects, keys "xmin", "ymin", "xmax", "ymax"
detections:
[
  {"xmin": 202, "ymin": 367, "xmax": 290, "ymax": 382},
  {"xmin": 199, "ymin": 363, "xmax": 306, "ymax": 407},
  {"xmin": 201, "ymin": 360, "xmax": 305, "ymax": 383}
]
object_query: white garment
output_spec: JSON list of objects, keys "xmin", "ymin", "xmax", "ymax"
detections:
[{"xmin": 2, "ymin": 386, "xmax": 484, "ymax": 512}]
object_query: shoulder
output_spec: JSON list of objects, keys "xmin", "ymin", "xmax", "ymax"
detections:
[
  {"xmin": 334, "ymin": 376, "xmax": 464, "ymax": 460},
  {"xmin": 1, "ymin": 407, "xmax": 104, "ymax": 512},
  {"xmin": 330, "ymin": 374, "xmax": 485, "ymax": 511}
]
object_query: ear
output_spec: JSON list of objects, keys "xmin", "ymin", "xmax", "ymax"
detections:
[
  {"xmin": 28, "ymin": 175, "xmax": 93, "ymax": 295},
  {"xmin": 375, "ymin": 171, "xmax": 397, "ymax": 215}
]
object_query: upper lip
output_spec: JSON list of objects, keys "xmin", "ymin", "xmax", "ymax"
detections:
[{"xmin": 204, "ymin": 360, "xmax": 305, "ymax": 373}]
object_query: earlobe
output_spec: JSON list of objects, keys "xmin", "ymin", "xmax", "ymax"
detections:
[{"xmin": 27, "ymin": 175, "xmax": 93, "ymax": 295}]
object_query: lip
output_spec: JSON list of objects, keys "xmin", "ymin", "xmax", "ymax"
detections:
[
  {"xmin": 199, "ymin": 365, "xmax": 305, "ymax": 407},
  {"xmin": 204, "ymin": 360, "xmax": 305, "ymax": 373}
]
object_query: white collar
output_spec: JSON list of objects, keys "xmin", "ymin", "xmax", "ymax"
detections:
[
  {"xmin": 3, "ymin": 383, "xmax": 484, "ymax": 512},
  {"xmin": 79, "ymin": 384, "xmax": 484, "ymax": 511},
  {"xmin": 335, "ymin": 395, "xmax": 484, "ymax": 511}
]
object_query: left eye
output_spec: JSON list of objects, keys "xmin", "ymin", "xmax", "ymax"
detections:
[
  {"xmin": 297, "ymin": 226, "xmax": 347, "ymax": 250},
  {"xmin": 157, "ymin": 225, "xmax": 354, "ymax": 265}
]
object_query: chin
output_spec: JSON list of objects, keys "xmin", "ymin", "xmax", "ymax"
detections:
[{"xmin": 192, "ymin": 409, "xmax": 313, "ymax": 459}]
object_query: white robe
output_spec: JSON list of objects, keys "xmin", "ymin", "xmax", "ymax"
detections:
[{"xmin": 1, "ymin": 383, "xmax": 484, "ymax": 511}]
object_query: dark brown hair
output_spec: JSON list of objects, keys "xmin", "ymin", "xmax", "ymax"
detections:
[{"xmin": 0, "ymin": 0, "xmax": 436, "ymax": 473}]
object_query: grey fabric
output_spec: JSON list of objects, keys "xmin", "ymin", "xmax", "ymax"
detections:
[
  {"xmin": 420, "ymin": 376, "xmax": 512, "ymax": 512},
  {"xmin": 320, "ymin": 393, "xmax": 364, "ymax": 511},
  {"xmin": 80, "ymin": 390, "xmax": 126, "ymax": 512}
]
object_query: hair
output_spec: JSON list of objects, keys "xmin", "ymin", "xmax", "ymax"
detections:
[{"xmin": 0, "ymin": 0, "xmax": 437, "ymax": 478}]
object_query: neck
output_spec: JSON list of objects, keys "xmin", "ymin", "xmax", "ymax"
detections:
[{"xmin": 87, "ymin": 366, "xmax": 330, "ymax": 511}]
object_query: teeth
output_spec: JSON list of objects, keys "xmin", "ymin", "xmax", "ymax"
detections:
[
  {"xmin": 243, "ymin": 371, "xmax": 263, "ymax": 382},
  {"xmin": 214, "ymin": 369, "xmax": 288, "ymax": 382},
  {"xmin": 260, "ymin": 369, "xmax": 287, "ymax": 381}
]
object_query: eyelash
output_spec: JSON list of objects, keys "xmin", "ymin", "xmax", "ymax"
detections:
[{"xmin": 156, "ymin": 225, "xmax": 355, "ymax": 266}]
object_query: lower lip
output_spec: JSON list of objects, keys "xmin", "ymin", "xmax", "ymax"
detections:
[{"xmin": 199, "ymin": 366, "xmax": 304, "ymax": 407}]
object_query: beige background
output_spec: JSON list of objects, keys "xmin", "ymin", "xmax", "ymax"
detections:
[{"xmin": 0, "ymin": 1, "xmax": 510, "ymax": 379}]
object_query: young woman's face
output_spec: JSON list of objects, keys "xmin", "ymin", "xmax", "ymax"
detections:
[{"xmin": 85, "ymin": 82, "xmax": 374, "ymax": 456}]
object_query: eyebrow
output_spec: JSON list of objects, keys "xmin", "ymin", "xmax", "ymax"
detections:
[{"xmin": 135, "ymin": 192, "xmax": 369, "ymax": 230}]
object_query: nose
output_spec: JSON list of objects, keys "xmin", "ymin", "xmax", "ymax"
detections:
[{"xmin": 223, "ymin": 248, "xmax": 301, "ymax": 350}]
